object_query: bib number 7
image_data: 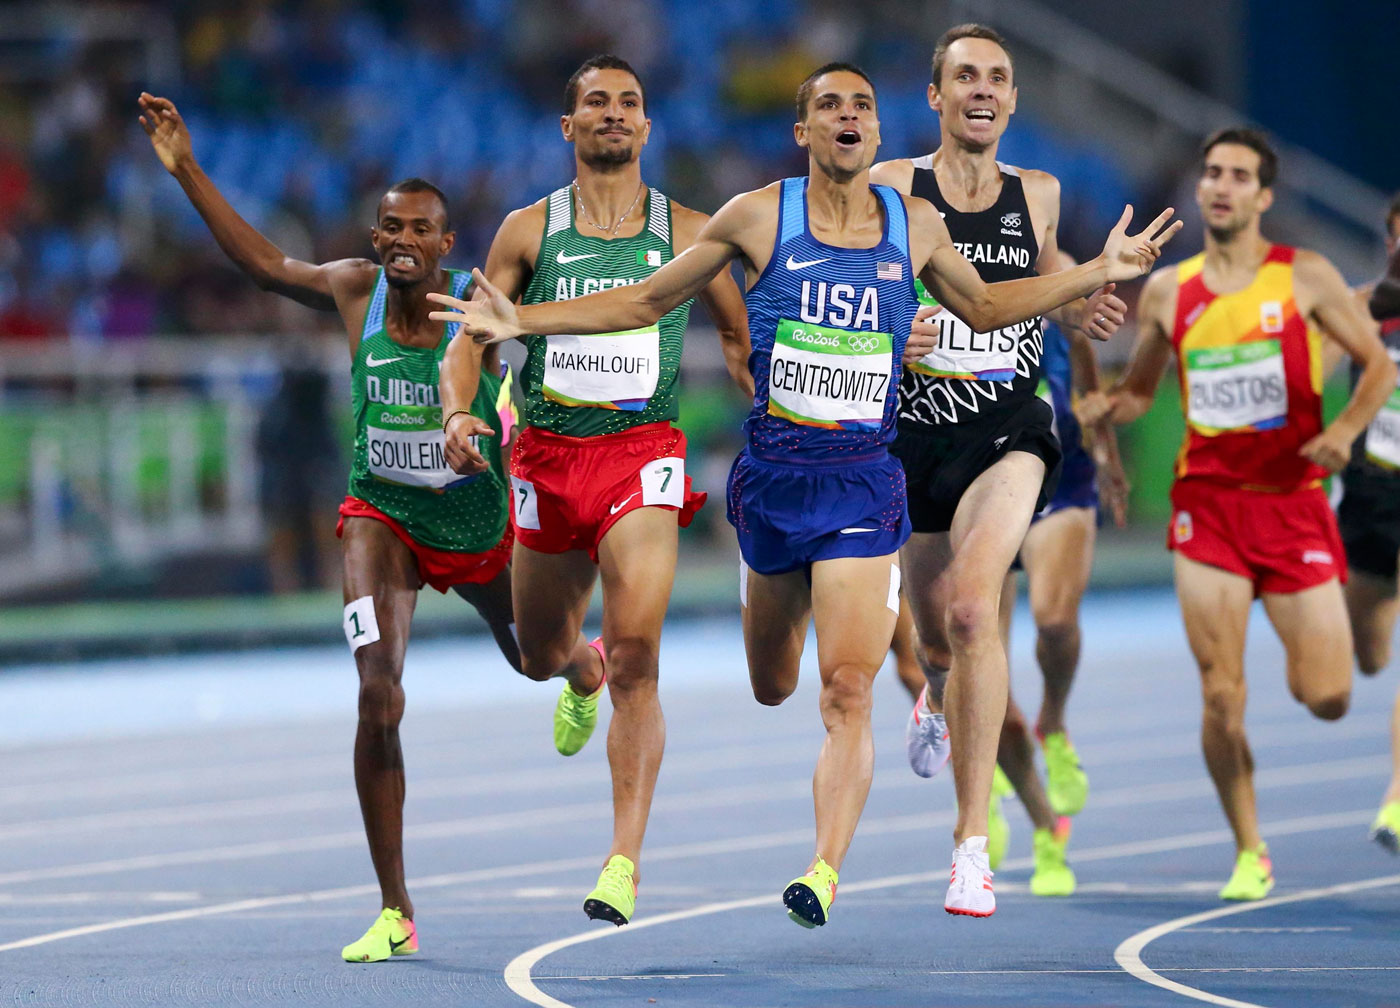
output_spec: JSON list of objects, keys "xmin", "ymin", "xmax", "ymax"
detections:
[{"xmin": 511, "ymin": 475, "xmax": 540, "ymax": 530}]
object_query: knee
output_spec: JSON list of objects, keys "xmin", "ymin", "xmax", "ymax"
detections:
[
  {"xmin": 357, "ymin": 672, "xmax": 404, "ymax": 732},
  {"xmin": 945, "ymin": 594, "xmax": 998, "ymax": 649},
  {"xmin": 1035, "ymin": 618, "xmax": 1079, "ymax": 653},
  {"xmin": 1356, "ymin": 642, "xmax": 1391, "ymax": 678},
  {"xmin": 820, "ymin": 664, "xmax": 874, "ymax": 721},
  {"xmin": 518, "ymin": 638, "xmax": 578, "ymax": 683},
  {"xmin": 753, "ymin": 681, "xmax": 794, "ymax": 707},
  {"xmin": 1200, "ymin": 675, "xmax": 1246, "ymax": 732},
  {"xmin": 1304, "ymin": 689, "xmax": 1350, "ymax": 721},
  {"xmin": 601, "ymin": 634, "xmax": 659, "ymax": 696}
]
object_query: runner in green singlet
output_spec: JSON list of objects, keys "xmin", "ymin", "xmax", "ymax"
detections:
[
  {"xmin": 438, "ymin": 55, "xmax": 751, "ymax": 926},
  {"xmin": 140, "ymin": 92, "xmax": 519, "ymax": 963}
]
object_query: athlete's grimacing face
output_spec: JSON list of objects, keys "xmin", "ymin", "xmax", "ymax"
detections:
[
  {"xmin": 795, "ymin": 71, "xmax": 881, "ymax": 179},
  {"xmin": 562, "ymin": 68, "xmax": 651, "ymax": 167},
  {"xmin": 1197, "ymin": 144, "xmax": 1274, "ymax": 237},
  {"xmin": 372, "ymin": 190, "xmax": 454, "ymax": 289},
  {"xmin": 930, "ymin": 37, "xmax": 1016, "ymax": 149}
]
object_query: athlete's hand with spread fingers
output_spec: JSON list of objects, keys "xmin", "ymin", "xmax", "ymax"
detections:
[
  {"xmin": 1078, "ymin": 284, "xmax": 1126, "ymax": 342},
  {"xmin": 138, "ymin": 92, "xmax": 195, "ymax": 174},
  {"xmin": 905, "ymin": 302, "xmax": 943, "ymax": 364},
  {"xmin": 427, "ymin": 269, "xmax": 524, "ymax": 344},
  {"xmin": 443, "ymin": 412, "xmax": 495, "ymax": 476},
  {"xmin": 1299, "ymin": 424, "xmax": 1357, "ymax": 473},
  {"xmin": 1098, "ymin": 205, "xmax": 1183, "ymax": 283}
]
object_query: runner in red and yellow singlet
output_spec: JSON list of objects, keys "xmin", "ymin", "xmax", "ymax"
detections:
[
  {"xmin": 437, "ymin": 55, "xmax": 751, "ymax": 926},
  {"xmin": 1090, "ymin": 128, "xmax": 1395, "ymax": 901}
]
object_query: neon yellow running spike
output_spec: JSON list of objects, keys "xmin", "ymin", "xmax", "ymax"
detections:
[
  {"xmin": 1042, "ymin": 731, "xmax": 1089, "ymax": 817},
  {"xmin": 1219, "ymin": 844, "xmax": 1274, "ymax": 901},
  {"xmin": 1370, "ymin": 801, "xmax": 1400, "ymax": 855},
  {"xmin": 987, "ymin": 765, "xmax": 1013, "ymax": 870},
  {"xmin": 554, "ymin": 642, "xmax": 605, "ymax": 756},
  {"xmin": 783, "ymin": 857, "xmax": 838, "ymax": 928},
  {"xmin": 1029, "ymin": 826, "xmax": 1076, "ymax": 896},
  {"xmin": 584, "ymin": 854, "xmax": 636, "ymax": 925},
  {"xmin": 341, "ymin": 907, "xmax": 417, "ymax": 963}
]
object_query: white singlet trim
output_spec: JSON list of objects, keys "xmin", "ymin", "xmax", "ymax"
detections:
[{"xmin": 887, "ymin": 563, "xmax": 901, "ymax": 614}]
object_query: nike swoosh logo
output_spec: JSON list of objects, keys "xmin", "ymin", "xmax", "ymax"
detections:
[
  {"xmin": 557, "ymin": 251, "xmax": 600, "ymax": 265},
  {"xmin": 366, "ymin": 355, "xmax": 403, "ymax": 367},
  {"xmin": 389, "ymin": 934, "xmax": 410, "ymax": 952},
  {"xmin": 609, "ymin": 491, "xmax": 642, "ymax": 515},
  {"xmin": 839, "ymin": 527, "xmax": 877, "ymax": 534},
  {"xmin": 785, "ymin": 254, "xmax": 831, "ymax": 270}
]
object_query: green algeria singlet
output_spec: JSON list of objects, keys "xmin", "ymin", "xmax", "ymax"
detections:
[
  {"xmin": 347, "ymin": 268, "xmax": 512, "ymax": 553},
  {"xmin": 519, "ymin": 186, "xmax": 692, "ymax": 437}
]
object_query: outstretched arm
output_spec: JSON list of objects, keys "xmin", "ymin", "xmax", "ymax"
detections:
[
  {"xmin": 916, "ymin": 201, "xmax": 1181, "ymax": 334},
  {"xmin": 138, "ymin": 93, "xmax": 361, "ymax": 311},
  {"xmin": 427, "ymin": 191, "xmax": 760, "ymax": 343},
  {"xmin": 1077, "ymin": 268, "xmax": 1176, "ymax": 427},
  {"xmin": 674, "ymin": 204, "xmax": 754, "ymax": 397}
]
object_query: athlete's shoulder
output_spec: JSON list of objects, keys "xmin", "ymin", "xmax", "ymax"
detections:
[
  {"xmin": 502, "ymin": 196, "xmax": 550, "ymax": 233},
  {"xmin": 1014, "ymin": 166, "xmax": 1060, "ymax": 200},
  {"xmin": 870, "ymin": 158, "xmax": 915, "ymax": 193},
  {"xmin": 1139, "ymin": 262, "xmax": 1182, "ymax": 329},
  {"xmin": 327, "ymin": 258, "xmax": 381, "ymax": 297}
]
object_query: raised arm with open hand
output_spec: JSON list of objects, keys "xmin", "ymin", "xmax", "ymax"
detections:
[{"xmin": 1099, "ymin": 205, "xmax": 1184, "ymax": 282}]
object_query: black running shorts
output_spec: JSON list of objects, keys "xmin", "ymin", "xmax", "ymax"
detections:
[
  {"xmin": 890, "ymin": 396, "xmax": 1062, "ymax": 535},
  {"xmin": 1338, "ymin": 468, "xmax": 1400, "ymax": 580}
]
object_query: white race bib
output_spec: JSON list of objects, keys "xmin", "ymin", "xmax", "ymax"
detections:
[
  {"xmin": 542, "ymin": 328, "xmax": 660, "ymax": 410},
  {"xmin": 1184, "ymin": 339, "xmax": 1288, "ymax": 433},
  {"xmin": 906, "ymin": 312, "xmax": 1026, "ymax": 381},
  {"xmin": 767, "ymin": 319, "xmax": 892, "ymax": 430},
  {"xmin": 1366, "ymin": 388, "xmax": 1400, "ymax": 469},
  {"xmin": 366, "ymin": 408, "xmax": 468, "ymax": 488}
]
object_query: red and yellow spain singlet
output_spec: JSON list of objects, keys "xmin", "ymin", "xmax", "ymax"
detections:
[{"xmin": 1171, "ymin": 244, "xmax": 1326, "ymax": 492}]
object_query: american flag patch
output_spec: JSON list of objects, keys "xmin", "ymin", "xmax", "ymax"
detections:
[{"xmin": 877, "ymin": 261, "xmax": 903, "ymax": 280}]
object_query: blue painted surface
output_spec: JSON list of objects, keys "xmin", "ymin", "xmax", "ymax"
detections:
[{"xmin": 1, "ymin": 589, "xmax": 1397, "ymax": 1006}]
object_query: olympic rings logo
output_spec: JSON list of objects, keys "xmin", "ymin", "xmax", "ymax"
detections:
[{"xmin": 846, "ymin": 334, "xmax": 880, "ymax": 353}]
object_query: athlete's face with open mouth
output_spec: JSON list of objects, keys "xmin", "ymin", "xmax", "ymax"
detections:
[
  {"xmin": 797, "ymin": 71, "xmax": 881, "ymax": 177},
  {"xmin": 931, "ymin": 37, "xmax": 1016, "ymax": 150},
  {"xmin": 563, "ymin": 68, "xmax": 651, "ymax": 167},
  {"xmin": 372, "ymin": 191, "xmax": 453, "ymax": 288}
]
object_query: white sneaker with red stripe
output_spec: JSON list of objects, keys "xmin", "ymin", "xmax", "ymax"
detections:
[
  {"xmin": 905, "ymin": 685, "xmax": 950, "ymax": 778},
  {"xmin": 944, "ymin": 836, "xmax": 995, "ymax": 917}
]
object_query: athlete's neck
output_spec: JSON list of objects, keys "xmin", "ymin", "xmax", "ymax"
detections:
[
  {"xmin": 1204, "ymin": 226, "xmax": 1270, "ymax": 278},
  {"xmin": 806, "ymin": 168, "xmax": 879, "ymax": 241},
  {"xmin": 931, "ymin": 141, "xmax": 1002, "ymax": 210},
  {"xmin": 572, "ymin": 162, "xmax": 647, "ymax": 231},
  {"xmin": 383, "ymin": 268, "xmax": 451, "ymax": 345}
]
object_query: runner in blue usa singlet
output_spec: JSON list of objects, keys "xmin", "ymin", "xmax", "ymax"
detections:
[{"xmin": 726, "ymin": 177, "xmax": 921, "ymax": 574}]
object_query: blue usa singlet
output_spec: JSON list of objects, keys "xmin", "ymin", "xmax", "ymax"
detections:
[
  {"xmin": 743, "ymin": 177, "xmax": 921, "ymax": 463},
  {"xmin": 726, "ymin": 178, "xmax": 921, "ymax": 575}
]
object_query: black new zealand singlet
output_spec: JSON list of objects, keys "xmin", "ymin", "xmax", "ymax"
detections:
[{"xmin": 900, "ymin": 158, "xmax": 1044, "ymax": 428}]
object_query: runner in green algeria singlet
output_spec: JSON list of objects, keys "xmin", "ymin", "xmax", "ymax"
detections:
[
  {"xmin": 348, "ymin": 268, "xmax": 511, "ymax": 553},
  {"xmin": 519, "ymin": 186, "xmax": 691, "ymax": 437}
]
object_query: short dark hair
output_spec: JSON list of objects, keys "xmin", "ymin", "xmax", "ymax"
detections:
[
  {"xmin": 1201, "ymin": 127, "xmax": 1279, "ymax": 189},
  {"xmin": 795, "ymin": 61, "xmax": 876, "ymax": 122},
  {"xmin": 931, "ymin": 23, "xmax": 1012, "ymax": 89},
  {"xmin": 383, "ymin": 177, "xmax": 451, "ymax": 230},
  {"xmin": 564, "ymin": 54, "xmax": 645, "ymax": 115},
  {"xmin": 1386, "ymin": 192, "xmax": 1400, "ymax": 235}
]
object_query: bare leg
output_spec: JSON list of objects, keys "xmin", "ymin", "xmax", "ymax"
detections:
[
  {"xmin": 1175, "ymin": 554, "xmax": 1259, "ymax": 852},
  {"xmin": 1019, "ymin": 507, "xmax": 1096, "ymax": 736},
  {"xmin": 342, "ymin": 517, "xmax": 421, "ymax": 918},
  {"xmin": 510, "ymin": 543, "xmax": 603, "ymax": 693},
  {"xmin": 595, "ymin": 507, "xmax": 681, "ymax": 872},
  {"xmin": 889, "ymin": 594, "xmax": 926, "ymax": 702},
  {"xmin": 941, "ymin": 452, "xmax": 1045, "ymax": 844},
  {"xmin": 1261, "ymin": 578, "xmax": 1352, "ymax": 721},
  {"xmin": 1344, "ymin": 567, "xmax": 1400, "ymax": 676},
  {"xmin": 452, "ymin": 565, "xmax": 522, "ymax": 672},
  {"xmin": 995, "ymin": 569, "xmax": 1057, "ymax": 832}
]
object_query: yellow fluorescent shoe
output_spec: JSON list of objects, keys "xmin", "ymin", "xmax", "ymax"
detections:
[
  {"xmin": 1219, "ymin": 845, "xmax": 1274, "ymax": 901},
  {"xmin": 783, "ymin": 857, "xmax": 839, "ymax": 928},
  {"xmin": 583, "ymin": 854, "xmax": 636, "ymax": 925},
  {"xmin": 341, "ymin": 907, "xmax": 417, "ymax": 963},
  {"xmin": 1041, "ymin": 731, "xmax": 1089, "ymax": 817}
]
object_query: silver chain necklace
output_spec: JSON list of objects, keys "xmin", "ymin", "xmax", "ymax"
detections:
[{"xmin": 572, "ymin": 180, "xmax": 644, "ymax": 236}]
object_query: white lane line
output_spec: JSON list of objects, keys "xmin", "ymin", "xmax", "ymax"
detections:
[
  {"xmin": 919, "ymin": 967, "xmax": 1400, "ymax": 975},
  {"xmin": 1113, "ymin": 873, "xmax": 1400, "ymax": 1008},
  {"xmin": 501, "ymin": 809, "xmax": 1377, "ymax": 1008},
  {"xmin": 3, "ymin": 749, "xmax": 1382, "ymax": 886}
]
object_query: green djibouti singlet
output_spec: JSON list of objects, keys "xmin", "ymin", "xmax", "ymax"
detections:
[
  {"xmin": 347, "ymin": 268, "xmax": 512, "ymax": 554},
  {"xmin": 519, "ymin": 186, "xmax": 692, "ymax": 437}
]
